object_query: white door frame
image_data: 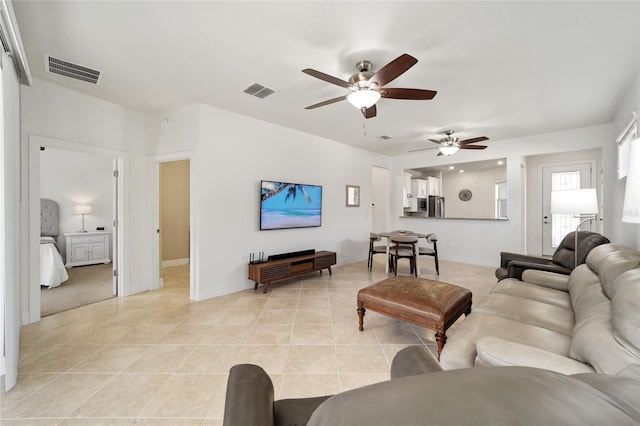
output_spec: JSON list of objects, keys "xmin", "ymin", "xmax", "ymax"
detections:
[
  {"xmin": 28, "ymin": 134, "xmax": 129, "ymax": 323},
  {"xmin": 149, "ymin": 151, "xmax": 197, "ymax": 300}
]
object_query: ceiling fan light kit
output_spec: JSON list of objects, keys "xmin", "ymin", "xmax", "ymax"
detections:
[
  {"xmin": 347, "ymin": 89, "xmax": 381, "ymax": 109},
  {"xmin": 302, "ymin": 53, "xmax": 437, "ymax": 120},
  {"xmin": 439, "ymin": 146, "xmax": 459, "ymax": 156}
]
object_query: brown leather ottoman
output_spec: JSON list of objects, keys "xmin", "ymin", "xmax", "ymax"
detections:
[{"xmin": 357, "ymin": 276, "xmax": 472, "ymax": 359}]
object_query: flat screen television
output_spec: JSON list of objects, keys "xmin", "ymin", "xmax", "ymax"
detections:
[{"xmin": 260, "ymin": 180, "xmax": 322, "ymax": 230}]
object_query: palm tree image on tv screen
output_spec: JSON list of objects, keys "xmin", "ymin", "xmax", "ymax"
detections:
[{"xmin": 260, "ymin": 180, "xmax": 322, "ymax": 230}]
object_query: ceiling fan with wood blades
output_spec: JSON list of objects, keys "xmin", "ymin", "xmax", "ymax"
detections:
[
  {"xmin": 410, "ymin": 130, "xmax": 489, "ymax": 156},
  {"xmin": 302, "ymin": 53, "xmax": 437, "ymax": 119}
]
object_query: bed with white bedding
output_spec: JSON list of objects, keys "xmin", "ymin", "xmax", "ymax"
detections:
[{"xmin": 40, "ymin": 199, "xmax": 69, "ymax": 288}]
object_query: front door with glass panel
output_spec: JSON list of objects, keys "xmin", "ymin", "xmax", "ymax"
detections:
[{"xmin": 541, "ymin": 161, "xmax": 595, "ymax": 256}]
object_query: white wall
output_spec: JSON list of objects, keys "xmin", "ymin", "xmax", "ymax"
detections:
[
  {"xmin": 613, "ymin": 72, "xmax": 640, "ymax": 249},
  {"xmin": 21, "ymin": 77, "xmax": 152, "ymax": 323},
  {"xmin": 39, "ymin": 147, "xmax": 113, "ymax": 257},
  {"xmin": 391, "ymin": 124, "xmax": 617, "ymax": 267},
  {"xmin": 178, "ymin": 103, "xmax": 391, "ymax": 299},
  {"xmin": 442, "ymin": 166, "xmax": 506, "ymax": 219}
]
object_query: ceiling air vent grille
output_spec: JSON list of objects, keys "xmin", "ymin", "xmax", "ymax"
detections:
[
  {"xmin": 243, "ymin": 82, "xmax": 275, "ymax": 99},
  {"xmin": 46, "ymin": 55, "xmax": 102, "ymax": 85},
  {"xmin": 0, "ymin": 26, "xmax": 11, "ymax": 53}
]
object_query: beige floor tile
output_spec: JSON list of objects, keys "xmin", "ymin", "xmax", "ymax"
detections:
[
  {"xmin": 257, "ymin": 309, "xmax": 296, "ymax": 324},
  {"xmin": 5, "ymin": 261, "xmax": 498, "ymax": 424},
  {"xmin": 335, "ymin": 345, "xmax": 389, "ymax": 374},
  {"xmin": 70, "ymin": 345, "xmax": 149, "ymax": 373},
  {"xmin": 70, "ymin": 373, "xmax": 169, "ymax": 417},
  {"xmin": 177, "ymin": 345, "xmax": 240, "ymax": 374},
  {"xmin": 234, "ymin": 344, "xmax": 290, "ymax": 374},
  {"xmin": 332, "ymin": 324, "xmax": 378, "ymax": 344},
  {"xmin": 294, "ymin": 308, "xmax": 332, "ymax": 324},
  {"xmin": 246, "ymin": 324, "xmax": 293, "ymax": 344},
  {"xmin": 199, "ymin": 324, "xmax": 254, "ymax": 344},
  {"xmin": 285, "ymin": 345, "xmax": 337, "ymax": 374},
  {"xmin": 3, "ymin": 374, "xmax": 114, "ymax": 418},
  {"xmin": 111, "ymin": 324, "xmax": 177, "ymax": 345},
  {"xmin": 125, "ymin": 345, "xmax": 195, "ymax": 373},
  {"xmin": 138, "ymin": 374, "xmax": 225, "ymax": 418},
  {"xmin": 263, "ymin": 297, "xmax": 298, "ymax": 309},
  {"xmin": 219, "ymin": 309, "xmax": 262, "ymax": 325},
  {"xmin": 19, "ymin": 345, "xmax": 103, "ymax": 373},
  {"xmin": 291, "ymin": 324, "xmax": 334, "ymax": 345}
]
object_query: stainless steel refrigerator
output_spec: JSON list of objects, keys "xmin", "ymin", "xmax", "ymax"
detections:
[{"xmin": 428, "ymin": 196, "xmax": 445, "ymax": 218}]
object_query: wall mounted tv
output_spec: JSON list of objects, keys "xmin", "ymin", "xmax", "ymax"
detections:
[{"xmin": 260, "ymin": 180, "xmax": 323, "ymax": 230}]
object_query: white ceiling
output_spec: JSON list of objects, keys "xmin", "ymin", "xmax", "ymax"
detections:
[{"xmin": 12, "ymin": 1, "xmax": 640, "ymax": 156}]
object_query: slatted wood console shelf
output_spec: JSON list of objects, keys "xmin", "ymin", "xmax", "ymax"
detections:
[{"xmin": 248, "ymin": 250, "xmax": 337, "ymax": 293}]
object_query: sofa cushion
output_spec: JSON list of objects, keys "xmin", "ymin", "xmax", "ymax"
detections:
[
  {"xmin": 474, "ymin": 293, "xmax": 574, "ymax": 335},
  {"xmin": 492, "ymin": 279, "xmax": 571, "ymax": 309},
  {"xmin": 585, "ymin": 245, "xmax": 640, "ymax": 297},
  {"xmin": 476, "ymin": 337, "xmax": 595, "ymax": 374},
  {"xmin": 610, "ymin": 269, "xmax": 640, "ymax": 374},
  {"xmin": 440, "ymin": 312, "xmax": 571, "ymax": 370}
]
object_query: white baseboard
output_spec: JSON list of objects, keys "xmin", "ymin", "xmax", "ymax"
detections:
[{"xmin": 161, "ymin": 258, "xmax": 189, "ymax": 268}]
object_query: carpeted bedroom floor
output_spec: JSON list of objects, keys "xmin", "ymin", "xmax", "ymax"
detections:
[{"xmin": 40, "ymin": 263, "xmax": 115, "ymax": 316}]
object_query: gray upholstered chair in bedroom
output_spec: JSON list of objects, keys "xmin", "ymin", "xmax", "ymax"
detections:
[{"xmin": 495, "ymin": 231, "xmax": 609, "ymax": 281}]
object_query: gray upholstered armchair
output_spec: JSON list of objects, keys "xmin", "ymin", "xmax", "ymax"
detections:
[
  {"xmin": 495, "ymin": 231, "xmax": 609, "ymax": 281},
  {"xmin": 222, "ymin": 346, "xmax": 640, "ymax": 425}
]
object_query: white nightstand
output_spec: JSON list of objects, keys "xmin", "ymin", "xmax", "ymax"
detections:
[{"xmin": 64, "ymin": 231, "xmax": 111, "ymax": 268}]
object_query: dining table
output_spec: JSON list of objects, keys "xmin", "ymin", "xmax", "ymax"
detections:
[{"xmin": 379, "ymin": 230, "xmax": 427, "ymax": 275}]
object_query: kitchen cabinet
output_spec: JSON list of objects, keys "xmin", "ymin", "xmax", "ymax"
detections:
[
  {"xmin": 403, "ymin": 173, "xmax": 412, "ymax": 208},
  {"xmin": 427, "ymin": 177, "xmax": 441, "ymax": 196},
  {"xmin": 411, "ymin": 179, "xmax": 428, "ymax": 198},
  {"xmin": 64, "ymin": 231, "xmax": 111, "ymax": 267}
]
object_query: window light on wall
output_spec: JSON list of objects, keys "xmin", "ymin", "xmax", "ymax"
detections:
[
  {"xmin": 622, "ymin": 137, "xmax": 640, "ymax": 223},
  {"xmin": 617, "ymin": 110, "xmax": 637, "ymax": 180}
]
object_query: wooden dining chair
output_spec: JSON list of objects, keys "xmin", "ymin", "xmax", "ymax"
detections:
[
  {"xmin": 389, "ymin": 235, "xmax": 419, "ymax": 277},
  {"xmin": 368, "ymin": 233, "xmax": 388, "ymax": 271},
  {"xmin": 418, "ymin": 233, "xmax": 439, "ymax": 275}
]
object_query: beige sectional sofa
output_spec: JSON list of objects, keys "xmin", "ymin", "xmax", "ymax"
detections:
[{"xmin": 440, "ymin": 243, "xmax": 640, "ymax": 378}]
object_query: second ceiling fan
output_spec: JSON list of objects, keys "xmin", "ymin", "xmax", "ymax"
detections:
[
  {"xmin": 411, "ymin": 130, "xmax": 490, "ymax": 156},
  {"xmin": 302, "ymin": 53, "xmax": 437, "ymax": 119}
]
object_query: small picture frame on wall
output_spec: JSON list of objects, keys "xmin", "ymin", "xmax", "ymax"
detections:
[{"xmin": 346, "ymin": 185, "xmax": 360, "ymax": 207}]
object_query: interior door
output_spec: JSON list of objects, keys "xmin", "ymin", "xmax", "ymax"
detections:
[
  {"xmin": 541, "ymin": 161, "xmax": 595, "ymax": 255},
  {"xmin": 371, "ymin": 166, "xmax": 389, "ymax": 233},
  {"xmin": 112, "ymin": 159, "xmax": 118, "ymax": 296}
]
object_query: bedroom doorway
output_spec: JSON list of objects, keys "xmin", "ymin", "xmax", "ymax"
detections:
[{"xmin": 28, "ymin": 134, "xmax": 128, "ymax": 323}]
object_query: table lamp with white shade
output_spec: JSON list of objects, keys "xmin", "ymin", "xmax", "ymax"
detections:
[
  {"xmin": 74, "ymin": 204, "xmax": 92, "ymax": 233},
  {"xmin": 550, "ymin": 188, "xmax": 599, "ymax": 268}
]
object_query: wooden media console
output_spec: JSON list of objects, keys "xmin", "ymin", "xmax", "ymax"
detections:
[{"xmin": 248, "ymin": 250, "xmax": 337, "ymax": 293}]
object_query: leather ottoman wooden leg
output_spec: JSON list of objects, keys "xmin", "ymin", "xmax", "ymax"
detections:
[{"xmin": 357, "ymin": 301, "xmax": 366, "ymax": 331}]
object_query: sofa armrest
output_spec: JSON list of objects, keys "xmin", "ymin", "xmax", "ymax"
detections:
[
  {"xmin": 223, "ymin": 364, "xmax": 275, "ymax": 426},
  {"xmin": 521, "ymin": 269, "xmax": 570, "ymax": 291},
  {"xmin": 499, "ymin": 251, "xmax": 550, "ymax": 268},
  {"xmin": 475, "ymin": 337, "xmax": 595, "ymax": 375},
  {"xmin": 390, "ymin": 346, "xmax": 443, "ymax": 379},
  {"xmin": 507, "ymin": 260, "xmax": 572, "ymax": 280}
]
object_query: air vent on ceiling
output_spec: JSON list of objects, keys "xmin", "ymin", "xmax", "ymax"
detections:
[
  {"xmin": 243, "ymin": 82, "xmax": 275, "ymax": 99},
  {"xmin": 45, "ymin": 55, "xmax": 102, "ymax": 85},
  {"xmin": 0, "ymin": 26, "xmax": 11, "ymax": 53}
]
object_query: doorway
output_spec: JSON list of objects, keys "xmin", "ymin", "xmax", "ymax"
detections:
[
  {"xmin": 159, "ymin": 160, "xmax": 190, "ymax": 290},
  {"xmin": 28, "ymin": 135, "xmax": 128, "ymax": 324},
  {"xmin": 541, "ymin": 160, "xmax": 596, "ymax": 255},
  {"xmin": 150, "ymin": 152, "xmax": 196, "ymax": 299},
  {"xmin": 371, "ymin": 166, "xmax": 390, "ymax": 233}
]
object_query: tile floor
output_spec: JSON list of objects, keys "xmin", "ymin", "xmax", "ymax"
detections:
[{"xmin": 1, "ymin": 258, "xmax": 497, "ymax": 425}]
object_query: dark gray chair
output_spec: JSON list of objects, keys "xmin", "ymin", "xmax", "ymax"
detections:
[
  {"xmin": 368, "ymin": 233, "xmax": 388, "ymax": 271},
  {"xmin": 418, "ymin": 233, "xmax": 439, "ymax": 275},
  {"xmin": 389, "ymin": 235, "xmax": 418, "ymax": 277},
  {"xmin": 495, "ymin": 231, "xmax": 610, "ymax": 281}
]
